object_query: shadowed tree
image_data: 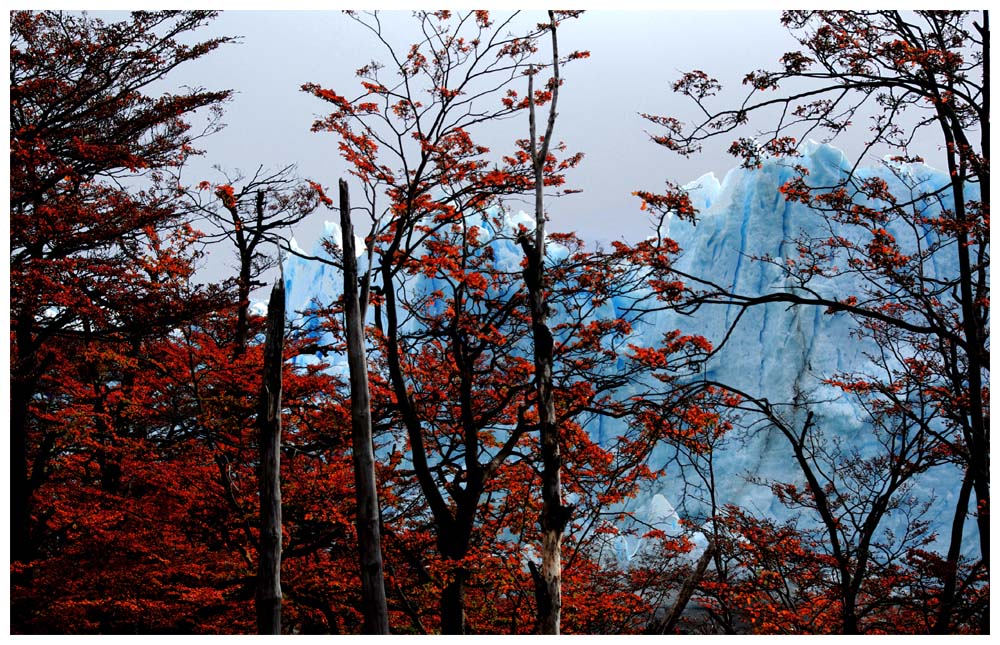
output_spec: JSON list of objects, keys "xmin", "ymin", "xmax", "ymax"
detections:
[{"xmin": 10, "ymin": 9, "xmax": 232, "ymax": 568}]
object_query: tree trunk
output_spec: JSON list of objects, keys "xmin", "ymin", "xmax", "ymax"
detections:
[
  {"xmin": 10, "ymin": 373, "xmax": 33, "ymax": 566},
  {"xmin": 339, "ymin": 179, "xmax": 391, "ymax": 635},
  {"xmin": 440, "ymin": 570, "xmax": 468, "ymax": 635},
  {"xmin": 225, "ymin": 197, "xmax": 252, "ymax": 357},
  {"xmin": 930, "ymin": 70, "xmax": 990, "ymax": 590},
  {"xmin": 520, "ymin": 170, "xmax": 566, "ymax": 636},
  {"xmin": 11, "ymin": 305, "xmax": 41, "ymax": 567},
  {"xmin": 841, "ymin": 595, "xmax": 859, "ymax": 635},
  {"xmin": 234, "ymin": 260, "xmax": 252, "ymax": 356},
  {"xmin": 256, "ymin": 278, "xmax": 285, "ymax": 635},
  {"xmin": 934, "ymin": 469, "xmax": 974, "ymax": 634},
  {"xmin": 522, "ymin": 12, "xmax": 566, "ymax": 635},
  {"xmin": 656, "ymin": 540, "xmax": 716, "ymax": 634}
]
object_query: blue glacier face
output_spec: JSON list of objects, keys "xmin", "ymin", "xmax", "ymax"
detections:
[
  {"xmin": 282, "ymin": 142, "xmax": 976, "ymax": 564},
  {"xmin": 616, "ymin": 141, "xmax": 975, "ymax": 562}
]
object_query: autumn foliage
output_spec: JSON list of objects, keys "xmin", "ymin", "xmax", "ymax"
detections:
[{"xmin": 10, "ymin": 9, "xmax": 988, "ymax": 635}]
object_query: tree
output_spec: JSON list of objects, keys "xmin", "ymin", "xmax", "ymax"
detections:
[
  {"xmin": 10, "ymin": 8, "xmax": 232, "ymax": 568},
  {"xmin": 302, "ymin": 11, "xmax": 727, "ymax": 633},
  {"xmin": 640, "ymin": 9, "xmax": 989, "ymax": 634},
  {"xmin": 516, "ymin": 10, "xmax": 573, "ymax": 635},
  {"xmin": 255, "ymin": 277, "xmax": 286, "ymax": 634},
  {"xmin": 9, "ymin": 13, "xmax": 376, "ymax": 634},
  {"xmin": 338, "ymin": 180, "xmax": 391, "ymax": 634},
  {"xmin": 302, "ymin": 10, "xmax": 584, "ymax": 632},
  {"xmin": 183, "ymin": 165, "xmax": 321, "ymax": 355},
  {"xmin": 704, "ymin": 389, "xmax": 948, "ymax": 633},
  {"xmin": 177, "ymin": 164, "xmax": 331, "ymax": 634}
]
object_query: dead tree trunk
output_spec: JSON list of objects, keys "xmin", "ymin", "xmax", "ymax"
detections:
[
  {"xmin": 339, "ymin": 178, "xmax": 391, "ymax": 635},
  {"xmin": 520, "ymin": 11, "xmax": 568, "ymax": 635},
  {"xmin": 256, "ymin": 276, "xmax": 285, "ymax": 634}
]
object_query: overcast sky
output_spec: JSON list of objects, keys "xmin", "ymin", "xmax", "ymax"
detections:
[
  {"xmin": 82, "ymin": 8, "xmax": 937, "ymax": 284},
  {"xmin": 156, "ymin": 10, "xmax": 804, "ymax": 251}
]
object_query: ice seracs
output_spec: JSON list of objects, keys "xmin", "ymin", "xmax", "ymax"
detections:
[{"xmin": 283, "ymin": 142, "xmax": 974, "ymax": 563}]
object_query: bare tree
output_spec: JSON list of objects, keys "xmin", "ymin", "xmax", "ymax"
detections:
[
  {"xmin": 517, "ymin": 10, "xmax": 576, "ymax": 635},
  {"xmin": 339, "ymin": 179, "xmax": 390, "ymax": 634},
  {"xmin": 256, "ymin": 275, "xmax": 285, "ymax": 634}
]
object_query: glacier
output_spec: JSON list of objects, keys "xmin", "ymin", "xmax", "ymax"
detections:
[{"xmin": 282, "ymin": 141, "xmax": 978, "ymax": 564}]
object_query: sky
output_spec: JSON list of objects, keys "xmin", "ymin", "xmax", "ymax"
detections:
[
  {"xmin": 41, "ymin": 6, "xmax": 947, "ymax": 286},
  {"xmin": 160, "ymin": 9, "xmax": 801, "ymax": 254}
]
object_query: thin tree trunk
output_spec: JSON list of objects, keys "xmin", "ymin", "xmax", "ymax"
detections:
[
  {"xmin": 521, "ymin": 11, "xmax": 567, "ymax": 635},
  {"xmin": 11, "ymin": 305, "xmax": 42, "ymax": 567},
  {"xmin": 256, "ymin": 277, "xmax": 285, "ymax": 635},
  {"xmin": 973, "ymin": 18, "xmax": 989, "ymax": 629},
  {"xmin": 927, "ymin": 54, "xmax": 990, "ymax": 588},
  {"xmin": 234, "ymin": 261, "xmax": 252, "ymax": 356},
  {"xmin": 934, "ymin": 469, "xmax": 974, "ymax": 634},
  {"xmin": 950, "ymin": 172, "xmax": 990, "ymax": 583},
  {"xmin": 656, "ymin": 540, "xmax": 716, "ymax": 634},
  {"xmin": 339, "ymin": 179, "xmax": 390, "ymax": 635},
  {"xmin": 224, "ymin": 196, "xmax": 252, "ymax": 357}
]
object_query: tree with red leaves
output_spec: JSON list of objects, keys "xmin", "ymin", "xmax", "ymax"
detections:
[
  {"xmin": 641, "ymin": 10, "xmax": 989, "ymax": 634},
  {"xmin": 10, "ymin": 8, "xmax": 232, "ymax": 575},
  {"xmin": 302, "ymin": 10, "xmax": 584, "ymax": 633},
  {"xmin": 9, "ymin": 10, "xmax": 353, "ymax": 635},
  {"xmin": 301, "ymin": 10, "xmax": 719, "ymax": 634}
]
